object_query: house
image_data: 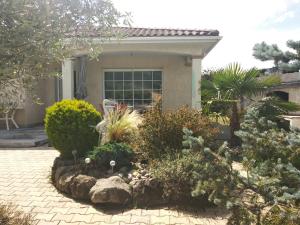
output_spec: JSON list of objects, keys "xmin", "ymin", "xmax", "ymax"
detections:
[
  {"xmin": 10, "ymin": 27, "xmax": 221, "ymax": 128},
  {"xmin": 266, "ymin": 72, "xmax": 300, "ymax": 128}
]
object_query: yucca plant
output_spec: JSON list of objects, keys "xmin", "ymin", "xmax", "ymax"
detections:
[{"xmin": 103, "ymin": 106, "xmax": 142, "ymax": 144}]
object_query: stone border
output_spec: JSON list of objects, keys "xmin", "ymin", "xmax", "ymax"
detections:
[{"xmin": 51, "ymin": 157, "xmax": 166, "ymax": 208}]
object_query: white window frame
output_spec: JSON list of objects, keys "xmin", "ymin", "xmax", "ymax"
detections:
[{"xmin": 102, "ymin": 69, "xmax": 163, "ymax": 109}]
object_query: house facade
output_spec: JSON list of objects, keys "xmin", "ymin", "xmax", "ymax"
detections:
[{"xmin": 12, "ymin": 27, "xmax": 221, "ymax": 128}]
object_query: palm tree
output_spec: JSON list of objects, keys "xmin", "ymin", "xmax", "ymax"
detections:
[{"xmin": 202, "ymin": 63, "xmax": 281, "ymax": 146}]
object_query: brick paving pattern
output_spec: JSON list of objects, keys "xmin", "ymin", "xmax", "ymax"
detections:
[{"xmin": 0, "ymin": 148, "xmax": 229, "ymax": 225}]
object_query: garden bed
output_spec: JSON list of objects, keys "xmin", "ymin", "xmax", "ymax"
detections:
[{"xmin": 51, "ymin": 156, "xmax": 166, "ymax": 207}]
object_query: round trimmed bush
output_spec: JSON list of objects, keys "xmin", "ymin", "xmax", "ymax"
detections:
[{"xmin": 45, "ymin": 99, "xmax": 102, "ymax": 159}]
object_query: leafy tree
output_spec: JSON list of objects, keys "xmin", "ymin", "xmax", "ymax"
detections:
[
  {"xmin": 0, "ymin": 0, "xmax": 128, "ymax": 94},
  {"xmin": 253, "ymin": 40, "xmax": 300, "ymax": 73}
]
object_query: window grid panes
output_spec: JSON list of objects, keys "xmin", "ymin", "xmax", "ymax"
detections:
[{"xmin": 104, "ymin": 70, "xmax": 162, "ymax": 108}]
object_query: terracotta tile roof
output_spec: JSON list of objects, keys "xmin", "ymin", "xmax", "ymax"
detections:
[
  {"xmin": 114, "ymin": 27, "xmax": 220, "ymax": 37},
  {"xmin": 66, "ymin": 27, "xmax": 219, "ymax": 38}
]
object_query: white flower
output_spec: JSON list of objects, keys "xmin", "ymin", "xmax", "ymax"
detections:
[{"xmin": 85, "ymin": 158, "xmax": 91, "ymax": 164}]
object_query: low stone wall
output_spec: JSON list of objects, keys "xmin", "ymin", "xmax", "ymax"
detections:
[{"xmin": 51, "ymin": 157, "xmax": 166, "ymax": 208}]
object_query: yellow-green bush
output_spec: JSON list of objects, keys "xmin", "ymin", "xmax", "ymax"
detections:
[{"xmin": 45, "ymin": 99, "xmax": 102, "ymax": 159}]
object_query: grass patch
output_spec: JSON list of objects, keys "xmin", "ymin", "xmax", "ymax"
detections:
[{"xmin": 0, "ymin": 203, "xmax": 33, "ymax": 225}]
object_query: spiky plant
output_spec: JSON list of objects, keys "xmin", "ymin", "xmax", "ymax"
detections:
[{"xmin": 104, "ymin": 107, "xmax": 142, "ymax": 143}]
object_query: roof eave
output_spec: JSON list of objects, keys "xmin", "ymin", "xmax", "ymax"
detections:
[{"xmin": 93, "ymin": 35, "xmax": 222, "ymax": 44}]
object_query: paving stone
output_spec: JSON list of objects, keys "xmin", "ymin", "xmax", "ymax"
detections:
[
  {"xmin": 141, "ymin": 209, "xmax": 160, "ymax": 216},
  {"xmin": 90, "ymin": 214, "xmax": 112, "ymax": 223},
  {"xmin": 111, "ymin": 214, "xmax": 131, "ymax": 223},
  {"xmin": 123, "ymin": 208, "xmax": 142, "ymax": 216},
  {"xmin": 34, "ymin": 213, "xmax": 56, "ymax": 221},
  {"xmin": 58, "ymin": 222, "xmax": 80, "ymax": 225},
  {"xmin": 159, "ymin": 209, "xmax": 179, "ymax": 217},
  {"xmin": 31, "ymin": 207, "xmax": 52, "ymax": 213},
  {"xmin": 71, "ymin": 214, "xmax": 94, "ymax": 223},
  {"xmin": 150, "ymin": 215, "xmax": 170, "ymax": 224},
  {"xmin": 36, "ymin": 220, "xmax": 59, "ymax": 225},
  {"xmin": 49, "ymin": 207, "xmax": 70, "ymax": 214},
  {"xmin": 52, "ymin": 213, "xmax": 74, "ymax": 223},
  {"xmin": 170, "ymin": 216, "xmax": 190, "ymax": 224},
  {"xmin": 0, "ymin": 149, "xmax": 228, "ymax": 225},
  {"xmin": 130, "ymin": 215, "xmax": 150, "ymax": 224}
]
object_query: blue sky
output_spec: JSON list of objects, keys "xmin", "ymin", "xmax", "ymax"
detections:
[{"xmin": 112, "ymin": 0, "xmax": 300, "ymax": 70}]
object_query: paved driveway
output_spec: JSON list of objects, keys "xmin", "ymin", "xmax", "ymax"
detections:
[{"xmin": 0, "ymin": 148, "xmax": 228, "ymax": 225}]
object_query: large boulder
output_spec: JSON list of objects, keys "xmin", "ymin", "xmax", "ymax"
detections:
[
  {"xmin": 70, "ymin": 175, "xmax": 96, "ymax": 200},
  {"xmin": 56, "ymin": 170, "xmax": 75, "ymax": 193},
  {"xmin": 130, "ymin": 177, "xmax": 166, "ymax": 207},
  {"xmin": 89, "ymin": 176, "xmax": 132, "ymax": 205}
]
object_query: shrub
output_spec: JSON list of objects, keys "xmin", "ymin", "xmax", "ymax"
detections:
[
  {"xmin": 151, "ymin": 152, "xmax": 204, "ymax": 201},
  {"xmin": 137, "ymin": 103, "xmax": 219, "ymax": 159},
  {"xmin": 87, "ymin": 142, "xmax": 134, "ymax": 170},
  {"xmin": 251, "ymin": 97, "xmax": 300, "ymax": 130},
  {"xmin": 151, "ymin": 129, "xmax": 236, "ymax": 204},
  {"xmin": 0, "ymin": 203, "xmax": 33, "ymax": 225},
  {"xmin": 45, "ymin": 99, "xmax": 102, "ymax": 159},
  {"xmin": 236, "ymin": 106, "xmax": 300, "ymax": 169},
  {"xmin": 262, "ymin": 205, "xmax": 300, "ymax": 225}
]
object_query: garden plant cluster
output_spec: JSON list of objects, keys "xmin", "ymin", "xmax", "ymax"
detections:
[{"xmin": 45, "ymin": 98, "xmax": 300, "ymax": 225}]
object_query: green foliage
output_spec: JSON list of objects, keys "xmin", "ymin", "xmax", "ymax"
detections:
[
  {"xmin": 45, "ymin": 99, "xmax": 101, "ymax": 159},
  {"xmin": 87, "ymin": 142, "xmax": 134, "ymax": 170},
  {"xmin": 253, "ymin": 42, "xmax": 288, "ymax": 67},
  {"xmin": 152, "ymin": 128, "xmax": 237, "ymax": 204},
  {"xmin": 0, "ymin": 0, "xmax": 128, "ymax": 94},
  {"xmin": 137, "ymin": 103, "xmax": 219, "ymax": 159},
  {"xmin": 236, "ymin": 99, "xmax": 300, "ymax": 169},
  {"xmin": 230, "ymin": 103, "xmax": 300, "ymax": 224},
  {"xmin": 201, "ymin": 63, "xmax": 280, "ymax": 146},
  {"xmin": 151, "ymin": 152, "xmax": 205, "ymax": 201},
  {"xmin": 262, "ymin": 205, "xmax": 300, "ymax": 225},
  {"xmin": 253, "ymin": 40, "xmax": 300, "ymax": 73},
  {"xmin": 0, "ymin": 203, "xmax": 33, "ymax": 225},
  {"xmin": 202, "ymin": 99, "xmax": 235, "ymax": 117},
  {"xmin": 253, "ymin": 97, "xmax": 300, "ymax": 126}
]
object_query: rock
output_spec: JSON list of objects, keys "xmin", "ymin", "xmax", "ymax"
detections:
[
  {"xmin": 132, "ymin": 171, "xmax": 139, "ymax": 177},
  {"xmin": 70, "ymin": 175, "xmax": 97, "ymax": 200},
  {"xmin": 119, "ymin": 166, "xmax": 129, "ymax": 174},
  {"xmin": 89, "ymin": 176, "xmax": 132, "ymax": 205},
  {"xmin": 87, "ymin": 169, "xmax": 105, "ymax": 178},
  {"xmin": 54, "ymin": 165, "xmax": 74, "ymax": 183},
  {"xmin": 131, "ymin": 178, "xmax": 166, "ymax": 207},
  {"xmin": 140, "ymin": 169, "xmax": 147, "ymax": 176},
  {"xmin": 56, "ymin": 171, "xmax": 75, "ymax": 194},
  {"xmin": 53, "ymin": 157, "xmax": 74, "ymax": 169}
]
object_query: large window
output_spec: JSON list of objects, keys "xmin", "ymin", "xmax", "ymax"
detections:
[{"xmin": 104, "ymin": 70, "xmax": 162, "ymax": 108}]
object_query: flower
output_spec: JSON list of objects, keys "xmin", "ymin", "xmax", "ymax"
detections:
[{"xmin": 85, "ymin": 158, "xmax": 91, "ymax": 164}]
